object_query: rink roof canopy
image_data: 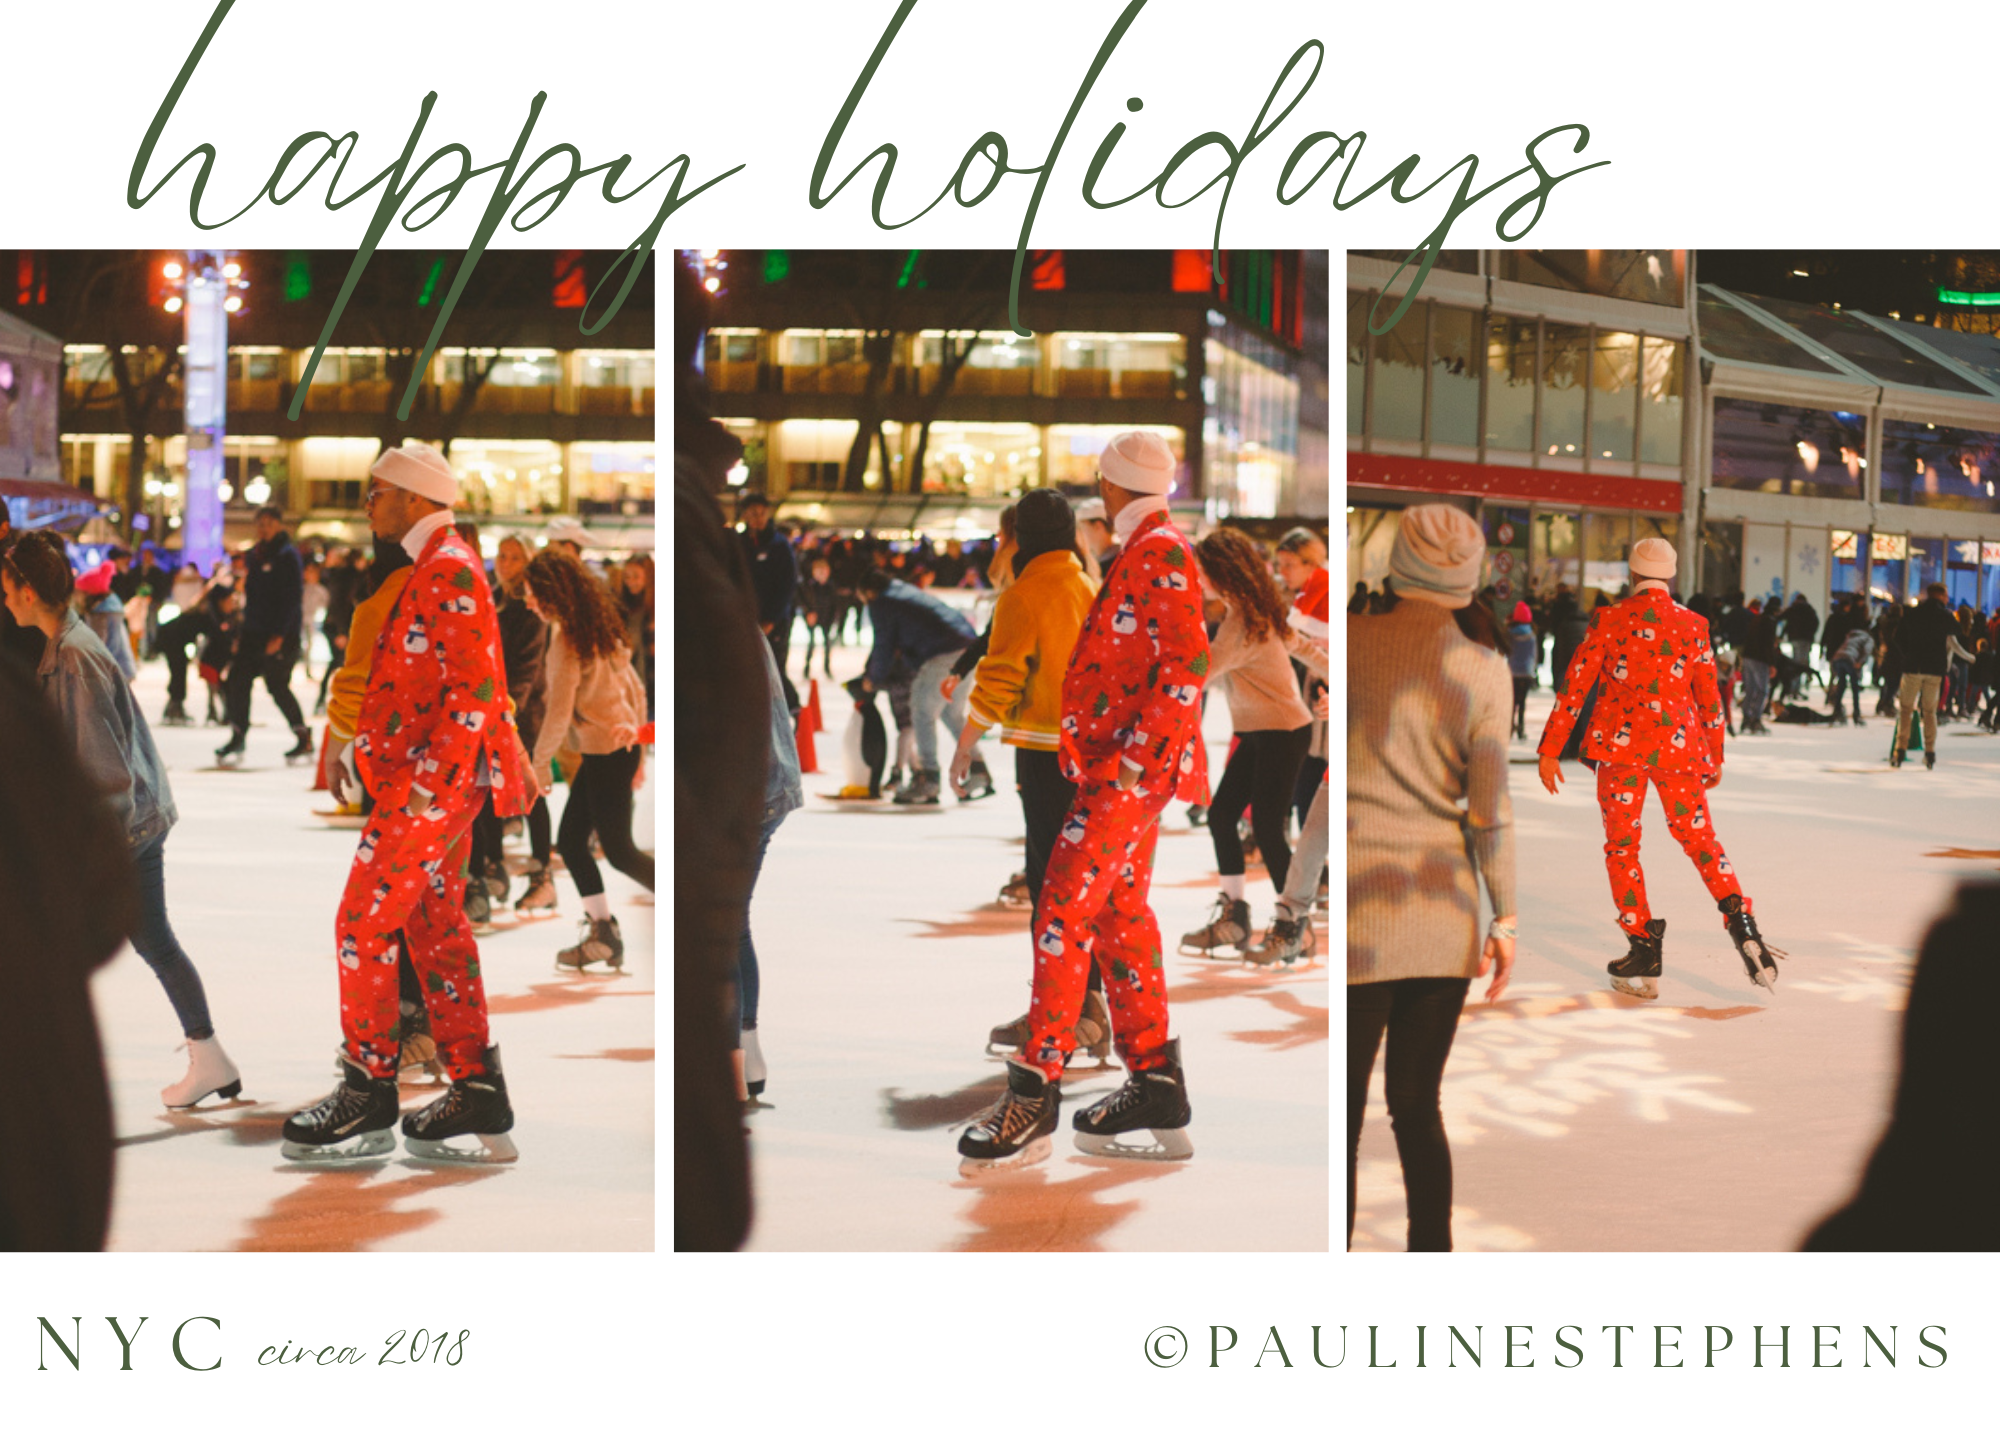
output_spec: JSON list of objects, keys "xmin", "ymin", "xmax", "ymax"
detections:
[{"xmin": 1700, "ymin": 285, "xmax": 2000, "ymax": 427}]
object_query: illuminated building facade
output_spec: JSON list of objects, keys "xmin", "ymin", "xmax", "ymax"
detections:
[{"xmin": 696, "ymin": 249, "xmax": 1328, "ymax": 535}]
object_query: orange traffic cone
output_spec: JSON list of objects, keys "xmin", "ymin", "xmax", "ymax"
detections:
[
  {"xmin": 794, "ymin": 706, "xmax": 818, "ymax": 774},
  {"xmin": 804, "ymin": 678, "xmax": 824, "ymax": 735},
  {"xmin": 312, "ymin": 724, "xmax": 331, "ymax": 791}
]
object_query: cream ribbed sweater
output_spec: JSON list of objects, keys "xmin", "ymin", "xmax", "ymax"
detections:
[{"xmin": 1347, "ymin": 600, "xmax": 1517, "ymax": 984}]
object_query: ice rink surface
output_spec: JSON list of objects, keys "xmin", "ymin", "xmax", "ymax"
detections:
[
  {"xmin": 91, "ymin": 662, "xmax": 654, "ymax": 1252},
  {"xmin": 1352, "ymin": 684, "xmax": 1999, "ymax": 1252},
  {"xmin": 743, "ymin": 643, "xmax": 1330, "ymax": 1252}
]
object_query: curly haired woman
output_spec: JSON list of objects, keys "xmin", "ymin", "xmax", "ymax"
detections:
[
  {"xmin": 1178, "ymin": 527, "xmax": 1314, "ymax": 957},
  {"xmin": 525, "ymin": 550, "xmax": 654, "ymax": 971}
]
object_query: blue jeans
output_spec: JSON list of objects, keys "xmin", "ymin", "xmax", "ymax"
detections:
[
  {"xmin": 909, "ymin": 648, "xmax": 971, "ymax": 774},
  {"xmin": 1740, "ymin": 658, "xmax": 1771, "ymax": 730},
  {"xmin": 735, "ymin": 815, "xmax": 783, "ymax": 1041},
  {"xmin": 131, "ymin": 832, "xmax": 214, "ymax": 1040},
  {"xmin": 1829, "ymin": 658, "xmax": 1863, "ymax": 720}
]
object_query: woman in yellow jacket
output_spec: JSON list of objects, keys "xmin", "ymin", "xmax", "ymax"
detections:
[{"xmin": 946, "ymin": 489, "xmax": 1104, "ymax": 1061}]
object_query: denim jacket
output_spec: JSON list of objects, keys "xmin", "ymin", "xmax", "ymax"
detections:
[
  {"xmin": 37, "ymin": 609, "xmax": 177, "ymax": 847},
  {"xmin": 760, "ymin": 637, "xmax": 803, "ymax": 825}
]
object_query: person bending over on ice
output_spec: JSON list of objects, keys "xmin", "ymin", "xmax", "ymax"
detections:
[
  {"xmin": 957, "ymin": 431, "xmax": 1211, "ymax": 1174},
  {"xmin": 283, "ymin": 443, "xmax": 519, "ymax": 1164},
  {"xmin": 1535, "ymin": 538, "xmax": 1784, "ymax": 998}
]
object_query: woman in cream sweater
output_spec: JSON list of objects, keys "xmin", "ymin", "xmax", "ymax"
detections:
[
  {"xmin": 526, "ymin": 550, "xmax": 654, "ymax": 971},
  {"xmin": 1347, "ymin": 504, "xmax": 1515, "ymax": 1252}
]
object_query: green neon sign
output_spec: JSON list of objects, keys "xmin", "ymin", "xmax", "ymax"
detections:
[{"xmin": 1937, "ymin": 287, "xmax": 2000, "ymax": 307}]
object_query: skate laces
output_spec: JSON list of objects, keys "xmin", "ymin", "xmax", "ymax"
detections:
[{"xmin": 975, "ymin": 1084, "xmax": 1044, "ymax": 1140}]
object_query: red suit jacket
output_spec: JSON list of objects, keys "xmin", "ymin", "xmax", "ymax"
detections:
[
  {"xmin": 1536, "ymin": 587, "xmax": 1726, "ymax": 777},
  {"xmin": 1058, "ymin": 509, "xmax": 1210, "ymax": 803},
  {"xmin": 354, "ymin": 523, "xmax": 507, "ymax": 803}
]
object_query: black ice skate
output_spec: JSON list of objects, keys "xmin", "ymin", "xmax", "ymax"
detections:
[
  {"xmin": 1719, "ymin": 894, "xmax": 1785, "ymax": 993},
  {"xmin": 957, "ymin": 1061, "xmax": 1060, "ymax": 1175},
  {"xmin": 214, "ymin": 730, "xmax": 247, "ymax": 767},
  {"xmin": 1608, "ymin": 917, "xmax": 1665, "ymax": 1000},
  {"xmin": 159, "ymin": 699, "xmax": 192, "ymax": 727},
  {"xmin": 464, "ymin": 881, "xmax": 494, "ymax": 931},
  {"xmin": 1071, "ymin": 1038, "xmax": 1193, "ymax": 1161},
  {"xmin": 281, "ymin": 1059, "xmax": 400, "ymax": 1162},
  {"xmin": 284, "ymin": 725, "xmax": 316, "ymax": 765},
  {"xmin": 401, "ymin": 1047, "xmax": 518, "ymax": 1163},
  {"xmin": 958, "ymin": 761, "xmax": 996, "ymax": 802}
]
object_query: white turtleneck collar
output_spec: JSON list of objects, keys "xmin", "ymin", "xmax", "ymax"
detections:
[
  {"xmin": 400, "ymin": 508, "xmax": 455, "ymax": 563},
  {"xmin": 1112, "ymin": 493, "xmax": 1171, "ymax": 541}
]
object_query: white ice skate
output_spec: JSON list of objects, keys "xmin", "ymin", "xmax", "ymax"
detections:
[{"xmin": 161, "ymin": 1036, "xmax": 243, "ymax": 1110}]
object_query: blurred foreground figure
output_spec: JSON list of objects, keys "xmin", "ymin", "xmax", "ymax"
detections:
[
  {"xmin": 1804, "ymin": 880, "xmax": 1999, "ymax": 1252},
  {"xmin": 0, "ymin": 654, "xmax": 136, "ymax": 1250}
]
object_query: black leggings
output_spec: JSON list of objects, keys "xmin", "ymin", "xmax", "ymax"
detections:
[
  {"xmin": 471, "ymin": 795, "xmax": 552, "ymax": 873},
  {"xmin": 1348, "ymin": 977, "xmax": 1470, "ymax": 1252},
  {"xmin": 557, "ymin": 747, "xmax": 655, "ymax": 898},
  {"xmin": 1208, "ymin": 724, "xmax": 1311, "ymax": 892},
  {"xmin": 1016, "ymin": 748, "xmax": 1099, "ymax": 995},
  {"xmin": 1511, "ymin": 675, "xmax": 1531, "ymax": 737}
]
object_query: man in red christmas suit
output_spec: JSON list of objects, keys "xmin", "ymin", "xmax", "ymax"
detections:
[
  {"xmin": 958, "ymin": 431, "xmax": 1211, "ymax": 1173},
  {"xmin": 1536, "ymin": 538, "xmax": 1783, "ymax": 998},
  {"xmin": 282, "ymin": 442, "xmax": 519, "ymax": 1162}
]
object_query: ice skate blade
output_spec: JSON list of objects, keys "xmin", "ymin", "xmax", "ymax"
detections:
[
  {"xmin": 1610, "ymin": 976, "xmax": 1659, "ymax": 1001},
  {"xmin": 1073, "ymin": 1127, "xmax": 1193, "ymax": 1161},
  {"xmin": 956, "ymin": 1136, "xmax": 1052, "ymax": 1178},
  {"xmin": 405, "ymin": 1131, "xmax": 519, "ymax": 1165},
  {"xmin": 280, "ymin": 1129, "xmax": 396, "ymax": 1162}
]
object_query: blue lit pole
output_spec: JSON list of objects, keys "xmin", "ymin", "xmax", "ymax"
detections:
[{"xmin": 164, "ymin": 251, "xmax": 246, "ymax": 575}]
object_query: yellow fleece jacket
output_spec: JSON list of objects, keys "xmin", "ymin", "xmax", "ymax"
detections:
[
  {"xmin": 967, "ymin": 550, "xmax": 1097, "ymax": 748},
  {"xmin": 326, "ymin": 567, "xmax": 412, "ymax": 741}
]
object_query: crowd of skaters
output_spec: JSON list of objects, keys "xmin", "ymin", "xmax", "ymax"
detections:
[
  {"xmin": 1350, "ymin": 570, "xmax": 2000, "ymax": 763},
  {"xmin": 708, "ymin": 433, "xmax": 1333, "ymax": 1178},
  {"xmin": 0, "ymin": 447, "xmax": 657, "ymax": 1204},
  {"xmin": 1347, "ymin": 504, "xmax": 1991, "ymax": 1254}
]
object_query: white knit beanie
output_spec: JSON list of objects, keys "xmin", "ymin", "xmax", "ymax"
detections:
[
  {"xmin": 1098, "ymin": 431, "xmax": 1177, "ymax": 495},
  {"xmin": 1629, "ymin": 537, "xmax": 1677, "ymax": 581},
  {"xmin": 370, "ymin": 442, "xmax": 457, "ymax": 506},
  {"xmin": 1388, "ymin": 505, "xmax": 1485, "ymax": 609}
]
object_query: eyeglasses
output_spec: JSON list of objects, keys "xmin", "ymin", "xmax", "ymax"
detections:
[{"xmin": 363, "ymin": 485, "xmax": 396, "ymax": 507}]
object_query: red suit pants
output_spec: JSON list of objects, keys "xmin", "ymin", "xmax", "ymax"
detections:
[
  {"xmin": 1024, "ymin": 778, "xmax": 1174, "ymax": 1080},
  {"xmin": 1595, "ymin": 763, "xmax": 1742, "ymax": 931},
  {"xmin": 337, "ymin": 786, "xmax": 491, "ymax": 1079}
]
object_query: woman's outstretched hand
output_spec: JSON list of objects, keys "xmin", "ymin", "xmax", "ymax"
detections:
[{"xmin": 1479, "ymin": 931, "xmax": 1515, "ymax": 1002}]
